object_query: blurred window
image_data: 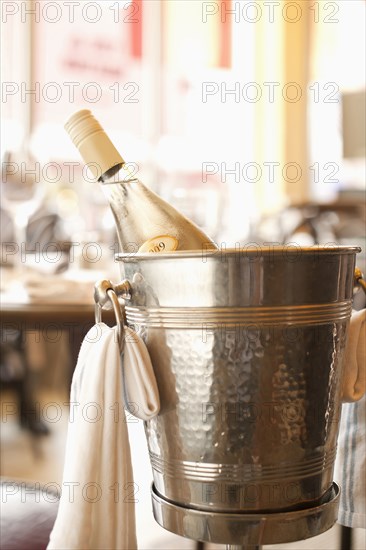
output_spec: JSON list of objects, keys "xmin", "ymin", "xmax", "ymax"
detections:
[
  {"xmin": 309, "ymin": 0, "xmax": 366, "ymax": 201},
  {"xmin": 2, "ymin": 0, "xmax": 364, "ymax": 241}
]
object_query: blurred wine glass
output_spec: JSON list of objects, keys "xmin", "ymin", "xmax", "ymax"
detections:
[{"xmin": 1, "ymin": 150, "xmax": 45, "ymax": 267}]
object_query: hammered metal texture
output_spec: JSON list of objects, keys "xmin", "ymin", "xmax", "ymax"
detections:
[{"xmin": 118, "ymin": 248, "xmax": 358, "ymax": 513}]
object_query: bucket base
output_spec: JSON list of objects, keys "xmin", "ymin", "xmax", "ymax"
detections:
[{"xmin": 151, "ymin": 482, "xmax": 340, "ymax": 545}]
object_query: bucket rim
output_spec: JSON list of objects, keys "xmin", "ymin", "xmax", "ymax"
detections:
[{"xmin": 116, "ymin": 245, "xmax": 361, "ymax": 262}]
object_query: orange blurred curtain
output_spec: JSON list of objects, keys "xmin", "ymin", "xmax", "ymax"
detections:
[
  {"xmin": 253, "ymin": 0, "xmax": 312, "ymax": 211},
  {"xmin": 282, "ymin": 3, "xmax": 312, "ymax": 204}
]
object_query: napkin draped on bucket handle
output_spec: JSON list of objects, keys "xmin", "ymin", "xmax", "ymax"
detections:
[
  {"xmin": 47, "ymin": 322, "xmax": 160, "ymax": 550},
  {"xmin": 335, "ymin": 308, "xmax": 366, "ymax": 529},
  {"xmin": 342, "ymin": 309, "xmax": 366, "ymax": 403}
]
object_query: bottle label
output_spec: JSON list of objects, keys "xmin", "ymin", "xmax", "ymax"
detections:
[{"xmin": 138, "ymin": 235, "xmax": 179, "ymax": 253}]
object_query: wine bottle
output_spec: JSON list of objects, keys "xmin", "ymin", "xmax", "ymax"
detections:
[{"xmin": 65, "ymin": 110, "xmax": 217, "ymax": 254}]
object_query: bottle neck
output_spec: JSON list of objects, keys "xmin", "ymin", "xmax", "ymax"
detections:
[{"xmin": 99, "ymin": 162, "xmax": 138, "ymax": 185}]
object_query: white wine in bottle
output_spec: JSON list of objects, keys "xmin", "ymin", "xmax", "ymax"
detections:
[{"xmin": 65, "ymin": 110, "xmax": 217, "ymax": 254}]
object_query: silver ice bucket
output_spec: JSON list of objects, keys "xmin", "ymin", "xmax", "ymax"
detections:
[{"xmin": 116, "ymin": 246, "xmax": 359, "ymax": 518}]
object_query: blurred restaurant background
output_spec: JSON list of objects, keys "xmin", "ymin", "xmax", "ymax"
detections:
[
  {"xmin": 2, "ymin": 0, "xmax": 365, "ymax": 246},
  {"xmin": 1, "ymin": 1, "xmax": 365, "ymax": 548}
]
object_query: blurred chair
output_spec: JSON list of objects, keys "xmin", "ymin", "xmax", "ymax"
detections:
[
  {"xmin": 0, "ymin": 330, "xmax": 49, "ymax": 435},
  {"xmin": 1, "ymin": 207, "xmax": 71, "ymax": 434},
  {"xmin": 0, "ymin": 479, "xmax": 59, "ymax": 550},
  {"xmin": 250, "ymin": 200, "xmax": 365, "ymax": 247}
]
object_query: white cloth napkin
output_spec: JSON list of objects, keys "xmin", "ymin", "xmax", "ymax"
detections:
[
  {"xmin": 342, "ymin": 309, "xmax": 366, "ymax": 402},
  {"xmin": 47, "ymin": 322, "xmax": 160, "ymax": 550}
]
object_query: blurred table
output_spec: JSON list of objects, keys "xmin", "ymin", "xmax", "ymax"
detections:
[
  {"xmin": 0, "ymin": 266, "xmax": 115, "ymax": 432},
  {"xmin": 0, "ymin": 266, "xmax": 114, "ymax": 365}
]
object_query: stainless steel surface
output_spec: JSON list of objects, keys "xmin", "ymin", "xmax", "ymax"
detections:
[
  {"xmin": 151, "ymin": 482, "xmax": 340, "ymax": 545},
  {"xmin": 226, "ymin": 546, "xmax": 262, "ymax": 550},
  {"xmin": 114, "ymin": 247, "xmax": 358, "ymax": 537}
]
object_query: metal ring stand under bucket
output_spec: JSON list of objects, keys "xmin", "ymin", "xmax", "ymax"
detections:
[{"xmin": 98, "ymin": 246, "xmax": 362, "ymax": 548}]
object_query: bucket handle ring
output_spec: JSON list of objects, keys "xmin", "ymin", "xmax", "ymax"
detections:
[
  {"xmin": 94, "ymin": 279, "xmax": 132, "ymax": 352},
  {"xmin": 354, "ymin": 267, "xmax": 366, "ymax": 294}
]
